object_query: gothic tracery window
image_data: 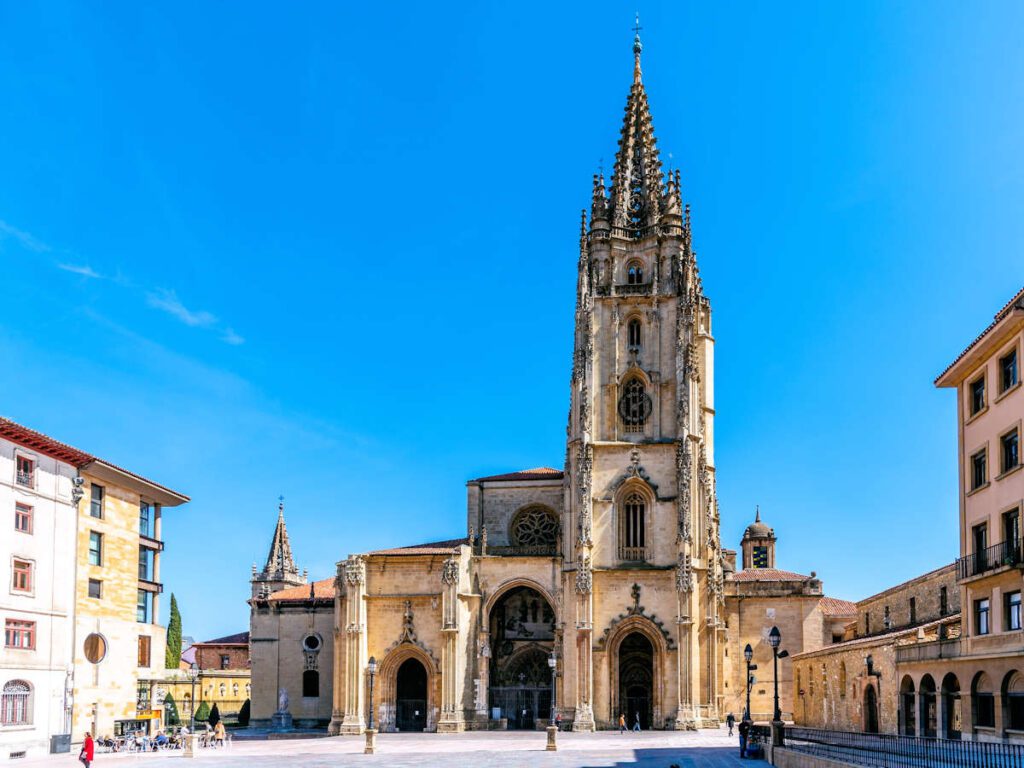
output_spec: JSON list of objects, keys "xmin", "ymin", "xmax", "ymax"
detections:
[
  {"xmin": 621, "ymin": 491, "xmax": 646, "ymax": 560},
  {"xmin": 627, "ymin": 262, "xmax": 644, "ymax": 285},
  {"xmin": 627, "ymin": 318, "xmax": 642, "ymax": 350},
  {"xmin": 618, "ymin": 377, "xmax": 652, "ymax": 433},
  {"xmin": 510, "ymin": 507, "xmax": 559, "ymax": 550}
]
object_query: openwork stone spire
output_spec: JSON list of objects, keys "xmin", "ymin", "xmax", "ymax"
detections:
[
  {"xmin": 262, "ymin": 498, "xmax": 300, "ymax": 582},
  {"xmin": 607, "ymin": 24, "xmax": 666, "ymax": 236}
]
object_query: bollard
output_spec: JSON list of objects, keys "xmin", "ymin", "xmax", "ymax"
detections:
[
  {"xmin": 364, "ymin": 727, "xmax": 377, "ymax": 754},
  {"xmin": 546, "ymin": 724, "xmax": 557, "ymax": 751}
]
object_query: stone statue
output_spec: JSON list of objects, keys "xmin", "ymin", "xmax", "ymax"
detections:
[{"xmin": 277, "ymin": 687, "xmax": 289, "ymax": 714}]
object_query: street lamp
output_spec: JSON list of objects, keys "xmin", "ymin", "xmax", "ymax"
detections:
[
  {"xmin": 365, "ymin": 656, "xmax": 378, "ymax": 755},
  {"xmin": 546, "ymin": 652, "xmax": 557, "ymax": 751},
  {"xmin": 767, "ymin": 626, "xmax": 789, "ymax": 735},
  {"xmin": 743, "ymin": 644, "xmax": 757, "ymax": 723},
  {"xmin": 188, "ymin": 663, "xmax": 198, "ymax": 731}
]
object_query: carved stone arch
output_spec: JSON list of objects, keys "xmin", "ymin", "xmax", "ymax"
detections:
[
  {"xmin": 619, "ymin": 365, "xmax": 652, "ymax": 388},
  {"xmin": 605, "ymin": 615, "xmax": 670, "ymax": 729},
  {"xmin": 377, "ymin": 643, "xmax": 440, "ymax": 733},
  {"xmin": 483, "ymin": 578, "xmax": 561, "ymax": 628}
]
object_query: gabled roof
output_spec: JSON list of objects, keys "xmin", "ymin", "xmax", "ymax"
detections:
[
  {"xmin": 471, "ymin": 467, "xmax": 563, "ymax": 483},
  {"xmin": 265, "ymin": 577, "xmax": 334, "ymax": 603},
  {"xmin": 730, "ymin": 568, "xmax": 813, "ymax": 583},
  {"xmin": 936, "ymin": 286, "xmax": 1024, "ymax": 385},
  {"xmin": 819, "ymin": 596, "xmax": 858, "ymax": 617},
  {"xmin": 195, "ymin": 631, "xmax": 249, "ymax": 646},
  {"xmin": 368, "ymin": 538, "xmax": 466, "ymax": 556}
]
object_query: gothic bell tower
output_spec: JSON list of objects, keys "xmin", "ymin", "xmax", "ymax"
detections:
[{"xmin": 565, "ymin": 25, "xmax": 725, "ymax": 729}]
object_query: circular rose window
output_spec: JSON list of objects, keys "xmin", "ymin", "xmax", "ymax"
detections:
[
  {"xmin": 510, "ymin": 507, "xmax": 559, "ymax": 548},
  {"xmin": 84, "ymin": 633, "xmax": 107, "ymax": 664},
  {"xmin": 303, "ymin": 634, "xmax": 321, "ymax": 652}
]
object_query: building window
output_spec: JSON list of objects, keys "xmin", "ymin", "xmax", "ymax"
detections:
[
  {"xmin": 626, "ymin": 262, "xmax": 644, "ymax": 285},
  {"xmin": 1001, "ymin": 349, "xmax": 1019, "ymax": 393},
  {"xmin": 1, "ymin": 681, "xmax": 31, "ymax": 726},
  {"xmin": 88, "ymin": 579, "xmax": 102, "ymax": 599},
  {"xmin": 12, "ymin": 559, "xmax": 33, "ymax": 593},
  {"xmin": 970, "ymin": 376, "xmax": 986, "ymax": 415},
  {"xmin": 138, "ymin": 635, "xmax": 151, "ymax": 667},
  {"xmin": 83, "ymin": 633, "xmax": 106, "ymax": 664},
  {"xmin": 940, "ymin": 586, "xmax": 948, "ymax": 616},
  {"xmin": 136, "ymin": 681, "xmax": 151, "ymax": 711},
  {"xmin": 220, "ymin": 654, "xmax": 230, "ymax": 670},
  {"xmin": 1008, "ymin": 592, "xmax": 1022, "ymax": 631},
  {"xmin": 976, "ymin": 692, "xmax": 996, "ymax": 728},
  {"xmin": 138, "ymin": 546, "xmax": 153, "ymax": 581},
  {"xmin": 752, "ymin": 545, "xmax": 769, "ymax": 569},
  {"xmin": 90, "ymin": 484, "xmax": 104, "ymax": 519},
  {"xmin": 219, "ymin": 683, "xmax": 226, "ymax": 697},
  {"xmin": 976, "ymin": 598, "xmax": 991, "ymax": 636},
  {"xmin": 972, "ymin": 449, "xmax": 988, "ymax": 490},
  {"xmin": 618, "ymin": 377, "xmax": 652, "ymax": 433},
  {"xmin": 302, "ymin": 670, "xmax": 319, "ymax": 698},
  {"xmin": 865, "ymin": 612, "xmax": 870, "ymax": 635},
  {"xmin": 621, "ymin": 491, "xmax": 646, "ymax": 559},
  {"xmin": 137, "ymin": 590, "xmax": 152, "ymax": 624},
  {"xmin": 14, "ymin": 503, "xmax": 32, "ymax": 534},
  {"xmin": 1003, "ymin": 429, "xmax": 1020, "ymax": 474},
  {"xmin": 4, "ymin": 620, "xmax": 35, "ymax": 649},
  {"xmin": 88, "ymin": 532, "xmax": 103, "ymax": 566},
  {"xmin": 884, "ymin": 605, "xmax": 892, "ymax": 630},
  {"xmin": 15, "ymin": 456, "xmax": 34, "ymax": 488},
  {"xmin": 909, "ymin": 597, "xmax": 917, "ymax": 625},
  {"xmin": 627, "ymin": 318, "xmax": 642, "ymax": 350},
  {"xmin": 139, "ymin": 502, "xmax": 152, "ymax": 538}
]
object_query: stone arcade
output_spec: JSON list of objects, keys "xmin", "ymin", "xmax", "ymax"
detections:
[{"xmin": 247, "ymin": 31, "xmax": 855, "ymax": 734}]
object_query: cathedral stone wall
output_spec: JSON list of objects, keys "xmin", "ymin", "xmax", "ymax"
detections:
[
  {"xmin": 856, "ymin": 564, "xmax": 958, "ymax": 638},
  {"xmin": 467, "ymin": 481, "xmax": 563, "ymax": 549}
]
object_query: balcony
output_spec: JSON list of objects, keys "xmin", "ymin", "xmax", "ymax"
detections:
[
  {"xmin": 957, "ymin": 540, "xmax": 1022, "ymax": 580},
  {"xmin": 615, "ymin": 282, "xmax": 652, "ymax": 296},
  {"xmin": 139, "ymin": 533, "xmax": 164, "ymax": 552},
  {"xmin": 138, "ymin": 578, "xmax": 163, "ymax": 594},
  {"xmin": 15, "ymin": 470, "xmax": 33, "ymax": 487},
  {"xmin": 618, "ymin": 545, "xmax": 648, "ymax": 563},
  {"xmin": 895, "ymin": 639, "xmax": 962, "ymax": 664}
]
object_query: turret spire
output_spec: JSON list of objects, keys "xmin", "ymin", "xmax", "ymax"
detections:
[
  {"xmin": 262, "ymin": 496, "xmax": 300, "ymax": 581},
  {"xmin": 633, "ymin": 13, "xmax": 643, "ymax": 84}
]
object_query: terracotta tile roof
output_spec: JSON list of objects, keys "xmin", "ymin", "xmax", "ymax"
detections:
[
  {"xmin": 471, "ymin": 467, "xmax": 564, "ymax": 483},
  {"xmin": 266, "ymin": 577, "xmax": 335, "ymax": 602},
  {"xmin": 730, "ymin": 568, "xmax": 813, "ymax": 582},
  {"xmin": 368, "ymin": 538, "xmax": 466, "ymax": 556},
  {"xmin": 819, "ymin": 596, "xmax": 857, "ymax": 617},
  {"xmin": 195, "ymin": 631, "xmax": 249, "ymax": 646},
  {"xmin": 0, "ymin": 416, "xmax": 189, "ymax": 502},
  {"xmin": 935, "ymin": 285, "xmax": 1024, "ymax": 385}
]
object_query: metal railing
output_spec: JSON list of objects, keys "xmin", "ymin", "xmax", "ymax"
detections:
[
  {"xmin": 15, "ymin": 470, "xmax": 33, "ymax": 487},
  {"xmin": 895, "ymin": 639, "xmax": 962, "ymax": 664},
  {"xmin": 783, "ymin": 726, "xmax": 1024, "ymax": 768},
  {"xmin": 958, "ymin": 540, "xmax": 1022, "ymax": 579},
  {"xmin": 617, "ymin": 545, "xmax": 647, "ymax": 562}
]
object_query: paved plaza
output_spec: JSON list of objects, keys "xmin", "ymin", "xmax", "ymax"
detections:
[{"xmin": 18, "ymin": 729, "xmax": 767, "ymax": 768}]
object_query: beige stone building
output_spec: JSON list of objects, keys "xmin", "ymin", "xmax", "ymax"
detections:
[{"xmin": 247, "ymin": 34, "xmax": 858, "ymax": 735}]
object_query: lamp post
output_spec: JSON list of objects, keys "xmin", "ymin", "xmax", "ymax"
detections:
[
  {"xmin": 767, "ymin": 626, "xmax": 789, "ymax": 747},
  {"xmin": 184, "ymin": 663, "xmax": 199, "ymax": 758},
  {"xmin": 546, "ymin": 652, "xmax": 557, "ymax": 751},
  {"xmin": 364, "ymin": 656, "xmax": 378, "ymax": 754},
  {"xmin": 743, "ymin": 644, "xmax": 757, "ymax": 723}
]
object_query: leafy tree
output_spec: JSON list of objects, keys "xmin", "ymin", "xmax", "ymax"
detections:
[
  {"xmin": 165, "ymin": 594, "xmax": 183, "ymax": 669},
  {"xmin": 208, "ymin": 703, "xmax": 221, "ymax": 728},
  {"xmin": 164, "ymin": 692, "xmax": 180, "ymax": 726},
  {"xmin": 237, "ymin": 699, "xmax": 250, "ymax": 727},
  {"xmin": 194, "ymin": 700, "xmax": 211, "ymax": 723}
]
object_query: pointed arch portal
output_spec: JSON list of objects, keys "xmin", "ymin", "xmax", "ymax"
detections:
[
  {"xmin": 618, "ymin": 632, "xmax": 654, "ymax": 729},
  {"xmin": 395, "ymin": 658, "xmax": 428, "ymax": 732}
]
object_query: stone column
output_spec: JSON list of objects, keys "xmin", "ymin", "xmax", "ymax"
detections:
[
  {"xmin": 674, "ymin": 552, "xmax": 696, "ymax": 729},
  {"xmin": 339, "ymin": 556, "xmax": 367, "ymax": 735},
  {"xmin": 328, "ymin": 565, "xmax": 346, "ymax": 735},
  {"xmin": 475, "ymin": 632, "xmax": 491, "ymax": 723},
  {"xmin": 572, "ymin": 551, "xmax": 595, "ymax": 731},
  {"xmin": 437, "ymin": 552, "xmax": 464, "ymax": 732}
]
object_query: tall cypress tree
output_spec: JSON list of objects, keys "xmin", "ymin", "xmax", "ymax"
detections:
[{"xmin": 166, "ymin": 593, "xmax": 183, "ymax": 669}]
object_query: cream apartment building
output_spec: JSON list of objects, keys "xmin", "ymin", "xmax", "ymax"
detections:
[{"xmin": 0, "ymin": 421, "xmax": 82, "ymax": 759}]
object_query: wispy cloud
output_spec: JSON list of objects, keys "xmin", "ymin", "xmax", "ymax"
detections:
[
  {"xmin": 221, "ymin": 328, "xmax": 245, "ymax": 346},
  {"xmin": 57, "ymin": 263, "xmax": 102, "ymax": 279},
  {"xmin": 0, "ymin": 219, "xmax": 49, "ymax": 252},
  {"xmin": 146, "ymin": 289, "xmax": 218, "ymax": 328}
]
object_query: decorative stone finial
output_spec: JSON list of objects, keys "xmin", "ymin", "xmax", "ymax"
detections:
[{"xmin": 632, "ymin": 12, "xmax": 643, "ymax": 83}]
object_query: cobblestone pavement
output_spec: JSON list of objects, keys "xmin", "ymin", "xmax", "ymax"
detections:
[{"xmin": 18, "ymin": 729, "xmax": 768, "ymax": 768}]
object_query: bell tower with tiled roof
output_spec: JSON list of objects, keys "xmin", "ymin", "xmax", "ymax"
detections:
[
  {"xmin": 251, "ymin": 498, "xmax": 307, "ymax": 598},
  {"xmin": 565, "ymin": 21, "xmax": 723, "ymax": 730}
]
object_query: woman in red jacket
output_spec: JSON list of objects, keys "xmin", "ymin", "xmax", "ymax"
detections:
[{"xmin": 79, "ymin": 732, "xmax": 94, "ymax": 768}]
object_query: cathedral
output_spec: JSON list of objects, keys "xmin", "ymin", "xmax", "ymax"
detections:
[{"xmin": 248, "ymin": 30, "xmax": 855, "ymax": 734}]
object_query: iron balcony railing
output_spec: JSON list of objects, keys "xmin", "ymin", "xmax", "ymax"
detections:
[
  {"xmin": 958, "ymin": 540, "xmax": 1022, "ymax": 580},
  {"xmin": 15, "ymin": 470, "xmax": 33, "ymax": 487},
  {"xmin": 895, "ymin": 639, "xmax": 962, "ymax": 664},
  {"xmin": 618, "ymin": 545, "xmax": 647, "ymax": 562},
  {"xmin": 783, "ymin": 726, "xmax": 1024, "ymax": 768}
]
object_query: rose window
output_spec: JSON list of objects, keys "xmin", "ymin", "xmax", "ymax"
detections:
[{"xmin": 510, "ymin": 507, "xmax": 559, "ymax": 548}]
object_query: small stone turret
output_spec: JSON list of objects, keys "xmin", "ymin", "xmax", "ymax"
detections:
[{"xmin": 741, "ymin": 506, "xmax": 777, "ymax": 570}]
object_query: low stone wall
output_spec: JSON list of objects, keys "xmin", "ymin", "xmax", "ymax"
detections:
[{"xmin": 772, "ymin": 746, "xmax": 856, "ymax": 768}]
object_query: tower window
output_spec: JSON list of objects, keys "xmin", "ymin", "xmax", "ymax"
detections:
[
  {"xmin": 626, "ymin": 262, "xmax": 644, "ymax": 285},
  {"xmin": 752, "ymin": 545, "xmax": 769, "ymax": 569},
  {"xmin": 627, "ymin": 319, "xmax": 642, "ymax": 350},
  {"xmin": 620, "ymin": 491, "xmax": 646, "ymax": 560},
  {"xmin": 618, "ymin": 378, "xmax": 652, "ymax": 433}
]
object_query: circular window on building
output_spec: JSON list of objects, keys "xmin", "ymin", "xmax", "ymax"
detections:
[
  {"xmin": 303, "ymin": 634, "xmax": 321, "ymax": 652},
  {"xmin": 83, "ymin": 633, "xmax": 107, "ymax": 664}
]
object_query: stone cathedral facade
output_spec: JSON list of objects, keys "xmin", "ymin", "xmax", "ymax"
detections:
[{"xmin": 248, "ymin": 33, "xmax": 855, "ymax": 734}]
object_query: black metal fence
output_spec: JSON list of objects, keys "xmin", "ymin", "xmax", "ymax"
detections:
[
  {"xmin": 783, "ymin": 726, "xmax": 1024, "ymax": 768},
  {"xmin": 958, "ymin": 540, "xmax": 1022, "ymax": 579}
]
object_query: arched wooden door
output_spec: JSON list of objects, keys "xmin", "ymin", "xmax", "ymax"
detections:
[{"xmin": 395, "ymin": 658, "xmax": 428, "ymax": 732}]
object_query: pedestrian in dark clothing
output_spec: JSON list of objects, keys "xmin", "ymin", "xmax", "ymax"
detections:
[
  {"xmin": 633, "ymin": 712, "xmax": 641, "ymax": 732},
  {"xmin": 726, "ymin": 712, "xmax": 736, "ymax": 736},
  {"xmin": 738, "ymin": 719, "xmax": 751, "ymax": 759}
]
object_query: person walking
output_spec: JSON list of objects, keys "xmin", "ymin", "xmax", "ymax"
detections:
[
  {"xmin": 726, "ymin": 712, "xmax": 736, "ymax": 736},
  {"xmin": 738, "ymin": 718, "xmax": 751, "ymax": 759},
  {"xmin": 633, "ymin": 712, "xmax": 641, "ymax": 733},
  {"xmin": 214, "ymin": 720, "xmax": 226, "ymax": 747},
  {"xmin": 79, "ymin": 732, "xmax": 95, "ymax": 768},
  {"xmin": 618, "ymin": 713, "xmax": 626, "ymax": 733}
]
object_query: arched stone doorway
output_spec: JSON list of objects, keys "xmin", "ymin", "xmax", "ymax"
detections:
[
  {"xmin": 864, "ymin": 684, "xmax": 879, "ymax": 734},
  {"xmin": 919, "ymin": 675, "xmax": 937, "ymax": 737},
  {"xmin": 487, "ymin": 585, "xmax": 555, "ymax": 730},
  {"xmin": 395, "ymin": 658, "xmax": 428, "ymax": 732},
  {"xmin": 941, "ymin": 673, "xmax": 961, "ymax": 739},
  {"xmin": 619, "ymin": 632, "xmax": 654, "ymax": 729},
  {"xmin": 899, "ymin": 676, "xmax": 916, "ymax": 736},
  {"xmin": 377, "ymin": 644, "xmax": 438, "ymax": 733}
]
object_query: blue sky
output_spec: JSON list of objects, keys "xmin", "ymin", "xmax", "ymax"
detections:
[{"xmin": 1, "ymin": 2, "xmax": 1022, "ymax": 640}]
